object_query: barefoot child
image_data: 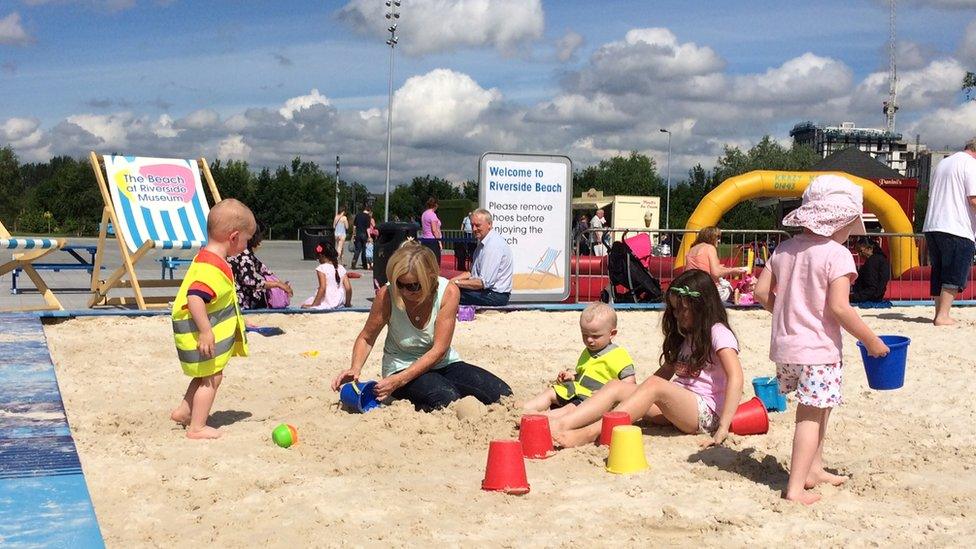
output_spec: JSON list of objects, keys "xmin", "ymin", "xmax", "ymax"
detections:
[
  {"xmin": 170, "ymin": 199, "xmax": 256, "ymax": 439},
  {"xmin": 551, "ymin": 268, "xmax": 743, "ymax": 448},
  {"xmin": 301, "ymin": 241, "xmax": 353, "ymax": 310},
  {"xmin": 521, "ymin": 303, "xmax": 636, "ymax": 417},
  {"xmin": 755, "ymin": 175, "xmax": 889, "ymax": 505}
]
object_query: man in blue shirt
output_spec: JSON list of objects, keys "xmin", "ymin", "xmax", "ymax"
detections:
[{"xmin": 451, "ymin": 209, "xmax": 513, "ymax": 306}]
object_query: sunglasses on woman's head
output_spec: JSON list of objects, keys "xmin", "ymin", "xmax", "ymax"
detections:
[{"xmin": 396, "ymin": 280, "xmax": 422, "ymax": 292}]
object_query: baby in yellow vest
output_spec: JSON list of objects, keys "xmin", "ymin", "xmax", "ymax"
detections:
[
  {"xmin": 169, "ymin": 199, "xmax": 256, "ymax": 439},
  {"xmin": 522, "ymin": 302, "xmax": 636, "ymax": 418}
]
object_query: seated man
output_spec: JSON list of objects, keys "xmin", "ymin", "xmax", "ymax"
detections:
[
  {"xmin": 451, "ymin": 209, "xmax": 513, "ymax": 306},
  {"xmin": 851, "ymin": 238, "xmax": 890, "ymax": 302}
]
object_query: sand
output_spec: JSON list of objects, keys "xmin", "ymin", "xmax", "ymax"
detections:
[{"xmin": 45, "ymin": 308, "xmax": 976, "ymax": 547}]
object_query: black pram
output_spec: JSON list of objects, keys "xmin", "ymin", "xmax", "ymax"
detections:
[{"xmin": 600, "ymin": 240, "xmax": 664, "ymax": 304}]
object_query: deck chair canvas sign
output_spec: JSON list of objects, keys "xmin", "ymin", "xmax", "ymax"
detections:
[{"xmin": 88, "ymin": 152, "xmax": 221, "ymax": 309}]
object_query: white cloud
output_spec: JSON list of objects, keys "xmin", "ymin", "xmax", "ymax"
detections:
[
  {"xmin": 0, "ymin": 12, "xmax": 32, "ymax": 46},
  {"xmin": 177, "ymin": 109, "xmax": 220, "ymax": 130},
  {"xmin": 218, "ymin": 134, "xmax": 252, "ymax": 160},
  {"xmin": 336, "ymin": 0, "xmax": 544, "ymax": 56},
  {"xmin": 732, "ymin": 53, "xmax": 853, "ymax": 105},
  {"xmin": 152, "ymin": 114, "xmax": 178, "ymax": 138},
  {"xmin": 279, "ymin": 89, "xmax": 331, "ymax": 120},
  {"xmin": 64, "ymin": 113, "xmax": 131, "ymax": 148},
  {"xmin": 393, "ymin": 69, "xmax": 500, "ymax": 143},
  {"xmin": 555, "ymin": 30, "xmax": 584, "ymax": 62}
]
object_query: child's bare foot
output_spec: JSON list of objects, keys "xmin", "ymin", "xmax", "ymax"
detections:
[
  {"xmin": 186, "ymin": 426, "xmax": 221, "ymax": 439},
  {"xmin": 552, "ymin": 428, "xmax": 596, "ymax": 448},
  {"xmin": 170, "ymin": 407, "xmax": 190, "ymax": 426},
  {"xmin": 805, "ymin": 470, "xmax": 848, "ymax": 489},
  {"xmin": 783, "ymin": 489, "xmax": 821, "ymax": 505},
  {"xmin": 933, "ymin": 317, "xmax": 956, "ymax": 326}
]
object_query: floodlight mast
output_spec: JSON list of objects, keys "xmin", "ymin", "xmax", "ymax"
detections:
[{"xmin": 383, "ymin": 1, "xmax": 401, "ymax": 222}]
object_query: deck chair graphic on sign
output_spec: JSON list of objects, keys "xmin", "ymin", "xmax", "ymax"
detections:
[
  {"xmin": 528, "ymin": 247, "xmax": 561, "ymax": 282},
  {"xmin": 88, "ymin": 152, "xmax": 221, "ymax": 309},
  {"xmin": 0, "ymin": 221, "xmax": 66, "ymax": 311}
]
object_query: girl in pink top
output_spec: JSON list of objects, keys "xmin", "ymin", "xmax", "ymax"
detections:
[
  {"xmin": 551, "ymin": 269, "xmax": 744, "ymax": 448},
  {"xmin": 755, "ymin": 175, "xmax": 889, "ymax": 506},
  {"xmin": 301, "ymin": 242, "xmax": 352, "ymax": 310}
]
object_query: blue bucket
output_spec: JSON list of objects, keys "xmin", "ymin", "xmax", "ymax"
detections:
[
  {"xmin": 340, "ymin": 380, "xmax": 381, "ymax": 412},
  {"xmin": 857, "ymin": 335, "xmax": 909, "ymax": 390},
  {"xmin": 751, "ymin": 376, "xmax": 787, "ymax": 412}
]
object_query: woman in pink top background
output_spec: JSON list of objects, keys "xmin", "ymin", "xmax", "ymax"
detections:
[
  {"xmin": 685, "ymin": 226, "xmax": 748, "ymax": 301},
  {"xmin": 551, "ymin": 269, "xmax": 744, "ymax": 449},
  {"xmin": 420, "ymin": 197, "xmax": 442, "ymax": 265},
  {"xmin": 755, "ymin": 174, "xmax": 889, "ymax": 506}
]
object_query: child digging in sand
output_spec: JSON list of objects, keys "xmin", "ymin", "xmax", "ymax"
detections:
[
  {"xmin": 169, "ymin": 199, "xmax": 256, "ymax": 439},
  {"xmin": 522, "ymin": 303, "xmax": 635, "ymax": 417},
  {"xmin": 550, "ymin": 269, "xmax": 743, "ymax": 448},
  {"xmin": 755, "ymin": 175, "xmax": 889, "ymax": 504}
]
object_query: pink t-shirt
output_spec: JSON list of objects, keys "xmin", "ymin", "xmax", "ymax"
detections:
[
  {"xmin": 421, "ymin": 209, "xmax": 440, "ymax": 239},
  {"xmin": 672, "ymin": 323, "xmax": 738, "ymax": 413},
  {"xmin": 767, "ymin": 234, "xmax": 857, "ymax": 364},
  {"xmin": 684, "ymin": 246, "xmax": 716, "ymax": 281}
]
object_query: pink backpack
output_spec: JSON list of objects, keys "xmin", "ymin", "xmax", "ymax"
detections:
[{"xmin": 264, "ymin": 274, "xmax": 290, "ymax": 309}]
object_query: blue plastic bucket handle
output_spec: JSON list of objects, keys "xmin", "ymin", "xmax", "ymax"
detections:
[
  {"xmin": 340, "ymin": 381, "xmax": 381, "ymax": 412},
  {"xmin": 857, "ymin": 335, "xmax": 909, "ymax": 391}
]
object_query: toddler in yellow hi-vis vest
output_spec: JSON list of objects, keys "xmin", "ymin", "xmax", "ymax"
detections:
[
  {"xmin": 169, "ymin": 199, "xmax": 256, "ymax": 439},
  {"xmin": 522, "ymin": 303, "xmax": 636, "ymax": 418}
]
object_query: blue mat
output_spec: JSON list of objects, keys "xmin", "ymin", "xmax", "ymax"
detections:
[{"xmin": 0, "ymin": 313, "xmax": 103, "ymax": 548}]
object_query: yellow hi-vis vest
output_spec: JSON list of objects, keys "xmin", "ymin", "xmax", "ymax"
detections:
[
  {"xmin": 171, "ymin": 257, "xmax": 248, "ymax": 377},
  {"xmin": 553, "ymin": 344, "xmax": 635, "ymax": 402}
]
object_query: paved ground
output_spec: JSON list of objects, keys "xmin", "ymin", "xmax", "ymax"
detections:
[{"xmin": 0, "ymin": 239, "xmax": 380, "ymax": 311}]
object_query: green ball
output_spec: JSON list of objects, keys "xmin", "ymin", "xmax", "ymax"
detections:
[{"xmin": 272, "ymin": 423, "xmax": 297, "ymax": 448}]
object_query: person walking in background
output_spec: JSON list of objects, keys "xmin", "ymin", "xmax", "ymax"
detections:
[
  {"xmin": 420, "ymin": 197, "xmax": 443, "ymax": 266},
  {"xmin": 573, "ymin": 213, "xmax": 590, "ymax": 255},
  {"xmin": 922, "ymin": 138, "xmax": 976, "ymax": 326},
  {"xmin": 333, "ymin": 206, "xmax": 349, "ymax": 267},
  {"xmin": 456, "ymin": 211, "xmax": 474, "ymax": 270},
  {"xmin": 351, "ymin": 203, "xmax": 371, "ymax": 270}
]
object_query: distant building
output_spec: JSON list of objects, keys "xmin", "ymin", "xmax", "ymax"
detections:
[
  {"xmin": 906, "ymin": 148, "xmax": 954, "ymax": 190},
  {"xmin": 790, "ymin": 121, "xmax": 912, "ymax": 175}
]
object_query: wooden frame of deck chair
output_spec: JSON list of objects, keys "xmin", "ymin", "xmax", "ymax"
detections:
[
  {"xmin": 87, "ymin": 152, "xmax": 221, "ymax": 309},
  {"xmin": 528, "ymin": 247, "xmax": 561, "ymax": 282},
  {"xmin": 0, "ymin": 221, "xmax": 66, "ymax": 311}
]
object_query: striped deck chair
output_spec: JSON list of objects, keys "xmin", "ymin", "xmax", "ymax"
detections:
[
  {"xmin": 528, "ymin": 247, "xmax": 561, "ymax": 281},
  {"xmin": 0, "ymin": 220, "xmax": 66, "ymax": 311},
  {"xmin": 88, "ymin": 152, "xmax": 221, "ymax": 309}
]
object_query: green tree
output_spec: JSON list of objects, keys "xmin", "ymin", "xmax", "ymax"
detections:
[
  {"xmin": 0, "ymin": 146, "xmax": 24, "ymax": 223},
  {"xmin": 574, "ymin": 151, "xmax": 665, "ymax": 197},
  {"xmin": 963, "ymin": 71, "xmax": 976, "ymax": 101}
]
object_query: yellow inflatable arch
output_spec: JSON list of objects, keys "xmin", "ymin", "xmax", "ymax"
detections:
[{"xmin": 675, "ymin": 170, "xmax": 920, "ymax": 277}]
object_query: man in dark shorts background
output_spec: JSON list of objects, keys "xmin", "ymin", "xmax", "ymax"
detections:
[
  {"xmin": 351, "ymin": 204, "xmax": 371, "ymax": 270},
  {"xmin": 922, "ymin": 138, "xmax": 976, "ymax": 326}
]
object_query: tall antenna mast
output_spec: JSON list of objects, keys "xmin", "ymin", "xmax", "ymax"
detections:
[{"xmin": 883, "ymin": 0, "xmax": 898, "ymax": 132}]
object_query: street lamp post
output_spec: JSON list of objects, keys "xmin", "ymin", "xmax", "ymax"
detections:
[
  {"xmin": 335, "ymin": 155, "xmax": 340, "ymax": 218},
  {"xmin": 383, "ymin": 1, "xmax": 400, "ymax": 222},
  {"xmin": 659, "ymin": 128, "xmax": 672, "ymax": 230}
]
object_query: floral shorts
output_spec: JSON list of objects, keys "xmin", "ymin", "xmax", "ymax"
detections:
[
  {"xmin": 696, "ymin": 395, "xmax": 720, "ymax": 434},
  {"xmin": 776, "ymin": 362, "xmax": 843, "ymax": 408}
]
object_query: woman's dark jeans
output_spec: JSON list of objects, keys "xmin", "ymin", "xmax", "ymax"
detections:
[{"xmin": 391, "ymin": 361, "xmax": 512, "ymax": 412}]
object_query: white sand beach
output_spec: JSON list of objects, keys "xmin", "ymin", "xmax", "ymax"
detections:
[{"xmin": 46, "ymin": 308, "xmax": 976, "ymax": 547}]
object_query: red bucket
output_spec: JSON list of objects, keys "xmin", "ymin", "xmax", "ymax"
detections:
[
  {"xmin": 730, "ymin": 397, "xmax": 769, "ymax": 435},
  {"xmin": 481, "ymin": 440, "xmax": 530, "ymax": 495},
  {"xmin": 518, "ymin": 415, "xmax": 554, "ymax": 459},
  {"xmin": 598, "ymin": 411, "xmax": 632, "ymax": 446}
]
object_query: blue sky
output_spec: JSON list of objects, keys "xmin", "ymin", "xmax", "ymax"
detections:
[{"xmin": 2, "ymin": 0, "xmax": 976, "ymax": 189}]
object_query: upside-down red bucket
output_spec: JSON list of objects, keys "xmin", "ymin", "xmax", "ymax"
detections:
[{"xmin": 730, "ymin": 397, "xmax": 769, "ymax": 435}]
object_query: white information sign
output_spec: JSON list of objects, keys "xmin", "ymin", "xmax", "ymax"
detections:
[{"xmin": 479, "ymin": 152, "xmax": 572, "ymax": 302}]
